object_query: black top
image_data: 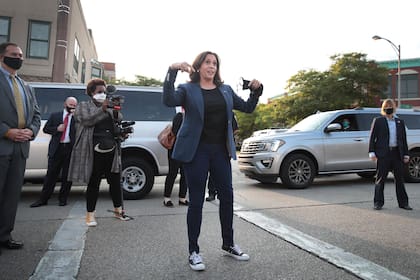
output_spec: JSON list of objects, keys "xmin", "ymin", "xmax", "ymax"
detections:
[{"xmin": 201, "ymin": 88, "xmax": 227, "ymax": 144}]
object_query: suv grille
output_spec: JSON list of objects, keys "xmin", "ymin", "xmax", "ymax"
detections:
[{"xmin": 241, "ymin": 141, "xmax": 266, "ymax": 153}]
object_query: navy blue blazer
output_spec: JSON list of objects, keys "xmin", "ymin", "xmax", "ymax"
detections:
[
  {"xmin": 163, "ymin": 69, "xmax": 259, "ymax": 163},
  {"xmin": 368, "ymin": 116, "xmax": 409, "ymax": 160},
  {"xmin": 43, "ymin": 111, "xmax": 75, "ymax": 157}
]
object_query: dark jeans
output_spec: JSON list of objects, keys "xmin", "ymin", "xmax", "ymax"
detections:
[
  {"xmin": 39, "ymin": 143, "xmax": 73, "ymax": 203},
  {"xmin": 164, "ymin": 149, "xmax": 187, "ymax": 198},
  {"xmin": 374, "ymin": 149, "xmax": 409, "ymax": 207},
  {"xmin": 86, "ymin": 151, "xmax": 123, "ymax": 212},
  {"xmin": 207, "ymin": 174, "xmax": 217, "ymax": 196},
  {"xmin": 183, "ymin": 143, "xmax": 234, "ymax": 254}
]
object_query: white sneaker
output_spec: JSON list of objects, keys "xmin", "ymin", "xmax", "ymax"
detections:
[
  {"xmin": 222, "ymin": 244, "xmax": 250, "ymax": 261},
  {"xmin": 189, "ymin": 251, "xmax": 205, "ymax": 271},
  {"xmin": 85, "ymin": 212, "xmax": 97, "ymax": 227}
]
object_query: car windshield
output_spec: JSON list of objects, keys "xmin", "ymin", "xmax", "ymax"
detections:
[{"xmin": 288, "ymin": 111, "xmax": 335, "ymax": 132}]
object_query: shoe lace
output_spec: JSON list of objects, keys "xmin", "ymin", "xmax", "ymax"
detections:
[
  {"xmin": 190, "ymin": 252, "xmax": 202, "ymax": 264},
  {"xmin": 231, "ymin": 245, "xmax": 243, "ymax": 255}
]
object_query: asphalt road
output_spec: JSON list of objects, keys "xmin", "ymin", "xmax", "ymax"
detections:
[{"xmin": 1, "ymin": 162, "xmax": 419, "ymax": 280}]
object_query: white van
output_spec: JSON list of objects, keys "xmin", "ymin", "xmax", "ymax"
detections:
[{"xmin": 25, "ymin": 82, "xmax": 175, "ymax": 199}]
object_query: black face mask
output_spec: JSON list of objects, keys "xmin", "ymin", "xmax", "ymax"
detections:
[
  {"xmin": 66, "ymin": 106, "xmax": 76, "ymax": 113},
  {"xmin": 3, "ymin": 56, "xmax": 23, "ymax": 70},
  {"xmin": 385, "ymin": 108, "xmax": 394, "ymax": 115}
]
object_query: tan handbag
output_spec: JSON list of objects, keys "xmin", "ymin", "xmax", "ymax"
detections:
[{"xmin": 157, "ymin": 124, "xmax": 175, "ymax": 149}]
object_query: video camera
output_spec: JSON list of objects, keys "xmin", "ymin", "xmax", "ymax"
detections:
[
  {"xmin": 106, "ymin": 85, "xmax": 125, "ymax": 110},
  {"xmin": 106, "ymin": 85, "xmax": 135, "ymax": 142}
]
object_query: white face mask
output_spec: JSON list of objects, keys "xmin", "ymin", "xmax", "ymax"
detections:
[{"xmin": 93, "ymin": 93, "xmax": 107, "ymax": 103}]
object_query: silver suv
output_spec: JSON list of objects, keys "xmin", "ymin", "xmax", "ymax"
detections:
[
  {"xmin": 238, "ymin": 108, "xmax": 420, "ymax": 188},
  {"xmin": 25, "ymin": 82, "xmax": 175, "ymax": 199}
]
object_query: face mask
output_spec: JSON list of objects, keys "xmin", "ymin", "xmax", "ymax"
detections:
[
  {"xmin": 385, "ymin": 108, "xmax": 394, "ymax": 115},
  {"xmin": 343, "ymin": 121, "xmax": 350, "ymax": 129},
  {"xmin": 66, "ymin": 106, "xmax": 76, "ymax": 113},
  {"xmin": 3, "ymin": 56, "xmax": 23, "ymax": 70},
  {"xmin": 93, "ymin": 93, "xmax": 106, "ymax": 103}
]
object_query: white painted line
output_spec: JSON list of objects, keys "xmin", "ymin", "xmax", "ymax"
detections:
[
  {"xmin": 234, "ymin": 204, "xmax": 410, "ymax": 280},
  {"xmin": 29, "ymin": 202, "xmax": 87, "ymax": 280}
]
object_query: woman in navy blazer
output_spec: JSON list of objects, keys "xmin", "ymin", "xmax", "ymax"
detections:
[
  {"xmin": 368, "ymin": 99, "xmax": 412, "ymax": 210},
  {"xmin": 163, "ymin": 51, "xmax": 262, "ymax": 271}
]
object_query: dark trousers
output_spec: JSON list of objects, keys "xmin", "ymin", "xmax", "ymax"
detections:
[
  {"xmin": 183, "ymin": 143, "xmax": 234, "ymax": 254},
  {"xmin": 374, "ymin": 149, "xmax": 409, "ymax": 207},
  {"xmin": 86, "ymin": 151, "xmax": 123, "ymax": 212},
  {"xmin": 0, "ymin": 144, "xmax": 26, "ymax": 242},
  {"xmin": 39, "ymin": 143, "xmax": 72, "ymax": 203},
  {"xmin": 164, "ymin": 149, "xmax": 187, "ymax": 198},
  {"xmin": 207, "ymin": 174, "xmax": 217, "ymax": 196}
]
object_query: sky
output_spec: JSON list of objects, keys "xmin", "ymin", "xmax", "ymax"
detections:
[{"xmin": 80, "ymin": 0, "xmax": 420, "ymax": 103}]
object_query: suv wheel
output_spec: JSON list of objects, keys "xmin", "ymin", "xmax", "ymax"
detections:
[
  {"xmin": 280, "ymin": 154, "xmax": 315, "ymax": 189},
  {"xmin": 121, "ymin": 157, "xmax": 154, "ymax": 199},
  {"xmin": 405, "ymin": 151, "xmax": 420, "ymax": 183}
]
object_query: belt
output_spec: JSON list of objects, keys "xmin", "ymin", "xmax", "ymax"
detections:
[
  {"xmin": 389, "ymin": 146, "xmax": 398, "ymax": 151},
  {"xmin": 59, "ymin": 142, "xmax": 71, "ymax": 146}
]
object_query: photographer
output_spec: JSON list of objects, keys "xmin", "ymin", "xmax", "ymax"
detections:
[{"xmin": 68, "ymin": 78, "xmax": 131, "ymax": 226}]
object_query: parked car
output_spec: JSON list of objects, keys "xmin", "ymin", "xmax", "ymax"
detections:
[
  {"xmin": 238, "ymin": 107, "xmax": 420, "ymax": 188},
  {"xmin": 25, "ymin": 82, "xmax": 176, "ymax": 199}
]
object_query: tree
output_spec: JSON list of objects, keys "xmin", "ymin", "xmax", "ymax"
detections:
[
  {"xmin": 282, "ymin": 52, "xmax": 388, "ymax": 125},
  {"xmin": 111, "ymin": 75, "xmax": 163, "ymax": 87}
]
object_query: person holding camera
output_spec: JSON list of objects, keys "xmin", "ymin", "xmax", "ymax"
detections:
[
  {"xmin": 163, "ymin": 51, "xmax": 263, "ymax": 271},
  {"xmin": 68, "ymin": 78, "xmax": 130, "ymax": 226}
]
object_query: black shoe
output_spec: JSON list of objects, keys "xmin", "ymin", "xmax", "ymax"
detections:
[
  {"xmin": 163, "ymin": 200, "xmax": 174, "ymax": 207},
  {"xmin": 30, "ymin": 200, "xmax": 47, "ymax": 208},
  {"xmin": 179, "ymin": 200, "xmax": 189, "ymax": 206},
  {"xmin": 0, "ymin": 238, "xmax": 24, "ymax": 249},
  {"xmin": 59, "ymin": 201, "xmax": 67, "ymax": 206},
  {"xmin": 373, "ymin": 205, "xmax": 382, "ymax": 210},
  {"xmin": 206, "ymin": 194, "xmax": 216, "ymax": 202},
  {"xmin": 400, "ymin": 205, "xmax": 413, "ymax": 210}
]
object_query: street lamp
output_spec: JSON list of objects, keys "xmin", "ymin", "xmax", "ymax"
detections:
[{"xmin": 372, "ymin": 35, "xmax": 401, "ymax": 108}]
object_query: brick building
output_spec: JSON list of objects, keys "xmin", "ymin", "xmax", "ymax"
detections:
[{"xmin": 0, "ymin": 0, "xmax": 108, "ymax": 83}]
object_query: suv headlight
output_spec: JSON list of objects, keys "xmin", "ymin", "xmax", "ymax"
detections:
[{"xmin": 264, "ymin": 139, "xmax": 285, "ymax": 152}]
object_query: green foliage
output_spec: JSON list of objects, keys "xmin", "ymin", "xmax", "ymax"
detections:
[
  {"xmin": 234, "ymin": 52, "xmax": 389, "ymax": 144},
  {"xmin": 112, "ymin": 75, "xmax": 163, "ymax": 87}
]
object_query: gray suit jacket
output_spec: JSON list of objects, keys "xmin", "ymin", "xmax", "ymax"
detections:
[{"xmin": 0, "ymin": 71, "xmax": 41, "ymax": 158}]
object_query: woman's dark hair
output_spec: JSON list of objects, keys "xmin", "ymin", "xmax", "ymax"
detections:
[
  {"xmin": 86, "ymin": 78, "xmax": 106, "ymax": 96},
  {"xmin": 189, "ymin": 51, "xmax": 223, "ymax": 86}
]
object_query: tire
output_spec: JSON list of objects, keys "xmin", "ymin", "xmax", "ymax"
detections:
[
  {"xmin": 121, "ymin": 157, "xmax": 154, "ymax": 200},
  {"xmin": 405, "ymin": 151, "xmax": 420, "ymax": 183},
  {"xmin": 357, "ymin": 172, "xmax": 376, "ymax": 179},
  {"xmin": 280, "ymin": 154, "xmax": 315, "ymax": 189}
]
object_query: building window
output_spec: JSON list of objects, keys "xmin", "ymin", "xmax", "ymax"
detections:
[
  {"xmin": 73, "ymin": 38, "xmax": 80, "ymax": 73},
  {"xmin": 91, "ymin": 66, "xmax": 102, "ymax": 78},
  {"xmin": 27, "ymin": 20, "xmax": 50, "ymax": 59},
  {"xmin": 81, "ymin": 56, "xmax": 86, "ymax": 83},
  {"xmin": 0, "ymin": 16, "xmax": 11, "ymax": 44},
  {"xmin": 401, "ymin": 74, "xmax": 418, "ymax": 98}
]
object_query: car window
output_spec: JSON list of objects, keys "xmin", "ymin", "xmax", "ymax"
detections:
[
  {"xmin": 355, "ymin": 113, "xmax": 381, "ymax": 131},
  {"xmin": 33, "ymin": 87, "xmax": 88, "ymax": 119},
  {"xmin": 330, "ymin": 114, "xmax": 359, "ymax": 131},
  {"xmin": 117, "ymin": 90, "xmax": 174, "ymax": 121},
  {"xmin": 397, "ymin": 114, "xmax": 420, "ymax": 129}
]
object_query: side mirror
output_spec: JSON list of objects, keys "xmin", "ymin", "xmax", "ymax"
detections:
[{"xmin": 325, "ymin": 123, "xmax": 342, "ymax": 133}]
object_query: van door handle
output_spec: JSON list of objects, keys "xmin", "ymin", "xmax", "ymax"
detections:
[{"xmin": 353, "ymin": 138, "xmax": 364, "ymax": 142}]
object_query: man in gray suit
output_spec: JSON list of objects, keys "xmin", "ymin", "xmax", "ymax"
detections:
[{"xmin": 0, "ymin": 42, "xmax": 41, "ymax": 254}]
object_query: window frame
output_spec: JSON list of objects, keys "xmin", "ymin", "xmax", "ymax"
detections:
[
  {"xmin": 0, "ymin": 16, "xmax": 11, "ymax": 44},
  {"xmin": 27, "ymin": 20, "xmax": 51, "ymax": 59}
]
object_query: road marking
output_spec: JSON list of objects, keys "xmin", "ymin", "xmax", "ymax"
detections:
[
  {"xmin": 29, "ymin": 202, "xmax": 87, "ymax": 280},
  {"xmin": 234, "ymin": 204, "xmax": 410, "ymax": 280}
]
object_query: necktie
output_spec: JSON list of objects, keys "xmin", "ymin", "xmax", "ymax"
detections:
[
  {"xmin": 10, "ymin": 75, "xmax": 25, "ymax": 128},
  {"xmin": 60, "ymin": 113, "xmax": 70, "ymax": 142}
]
